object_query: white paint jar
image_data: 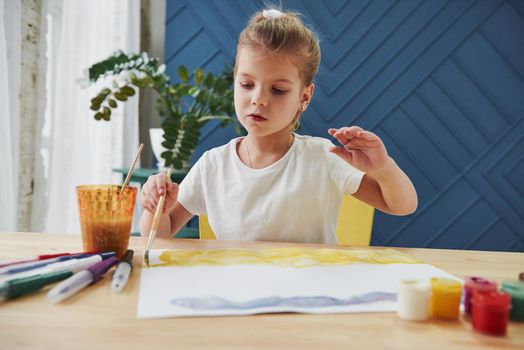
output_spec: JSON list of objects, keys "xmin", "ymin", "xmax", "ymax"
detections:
[{"xmin": 397, "ymin": 279, "xmax": 431, "ymax": 321}]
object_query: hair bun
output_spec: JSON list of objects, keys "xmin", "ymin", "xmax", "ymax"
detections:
[{"xmin": 262, "ymin": 9, "xmax": 286, "ymax": 19}]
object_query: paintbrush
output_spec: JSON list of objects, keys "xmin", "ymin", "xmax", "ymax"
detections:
[
  {"xmin": 144, "ymin": 167, "xmax": 173, "ymax": 267},
  {"xmin": 120, "ymin": 143, "xmax": 144, "ymax": 195}
]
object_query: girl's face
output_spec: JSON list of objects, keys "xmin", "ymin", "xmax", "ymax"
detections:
[{"xmin": 234, "ymin": 48, "xmax": 314, "ymax": 138}]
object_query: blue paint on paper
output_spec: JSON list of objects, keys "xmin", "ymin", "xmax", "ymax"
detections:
[{"xmin": 170, "ymin": 292, "xmax": 397, "ymax": 310}]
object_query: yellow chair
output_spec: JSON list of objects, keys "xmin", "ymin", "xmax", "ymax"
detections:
[{"xmin": 199, "ymin": 195, "xmax": 374, "ymax": 246}]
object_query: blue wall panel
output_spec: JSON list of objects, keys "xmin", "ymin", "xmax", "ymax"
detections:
[{"xmin": 164, "ymin": 0, "xmax": 524, "ymax": 252}]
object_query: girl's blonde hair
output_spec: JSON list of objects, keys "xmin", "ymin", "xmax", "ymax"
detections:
[{"xmin": 235, "ymin": 8, "xmax": 321, "ymax": 87}]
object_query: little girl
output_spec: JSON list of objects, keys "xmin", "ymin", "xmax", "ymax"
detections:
[{"xmin": 140, "ymin": 8, "xmax": 417, "ymax": 243}]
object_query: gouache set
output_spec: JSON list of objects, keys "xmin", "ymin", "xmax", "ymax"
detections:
[{"xmin": 137, "ymin": 246, "xmax": 524, "ymax": 336}]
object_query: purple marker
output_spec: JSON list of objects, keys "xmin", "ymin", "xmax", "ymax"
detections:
[{"xmin": 47, "ymin": 257, "xmax": 118, "ymax": 303}]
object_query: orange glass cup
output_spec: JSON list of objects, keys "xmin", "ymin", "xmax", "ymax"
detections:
[{"xmin": 76, "ymin": 185, "xmax": 137, "ymax": 259}]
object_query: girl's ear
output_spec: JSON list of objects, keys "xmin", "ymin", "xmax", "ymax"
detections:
[{"xmin": 301, "ymin": 83, "xmax": 315, "ymax": 105}]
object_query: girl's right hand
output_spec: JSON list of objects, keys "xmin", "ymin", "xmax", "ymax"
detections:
[{"xmin": 140, "ymin": 173, "xmax": 179, "ymax": 214}]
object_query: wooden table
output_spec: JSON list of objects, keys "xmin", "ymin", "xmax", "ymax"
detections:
[{"xmin": 0, "ymin": 232, "xmax": 522, "ymax": 350}]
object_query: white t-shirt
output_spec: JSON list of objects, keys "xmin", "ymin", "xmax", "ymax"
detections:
[{"xmin": 178, "ymin": 134, "xmax": 365, "ymax": 244}]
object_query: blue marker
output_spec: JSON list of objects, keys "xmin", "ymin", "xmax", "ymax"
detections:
[
  {"xmin": 0, "ymin": 253, "xmax": 99, "ymax": 275},
  {"xmin": 0, "ymin": 253, "xmax": 115, "ymax": 284}
]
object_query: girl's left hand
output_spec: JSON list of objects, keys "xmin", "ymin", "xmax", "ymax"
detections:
[{"xmin": 328, "ymin": 126, "xmax": 389, "ymax": 175}]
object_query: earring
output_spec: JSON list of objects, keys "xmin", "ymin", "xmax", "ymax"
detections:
[{"xmin": 301, "ymin": 104, "xmax": 308, "ymax": 112}]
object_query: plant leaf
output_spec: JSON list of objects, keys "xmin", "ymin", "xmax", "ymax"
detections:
[
  {"xmin": 203, "ymin": 73, "xmax": 213, "ymax": 88},
  {"xmin": 120, "ymin": 86, "xmax": 136, "ymax": 96},
  {"xmin": 114, "ymin": 92, "xmax": 128, "ymax": 101},
  {"xmin": 195, "ymin": 68, "xmax": 203, "ymax": 86},
  {"xmin": 102, "ymin": 107, "xmax": 111, "ymax": 121},
  {"xmin": 177, "ymin": 65, "xmax": 189, "ymax": 82},
  {"xmin": 100, "ymin": 88, "xmax": 111, "ymax": 96},
  {"xmin": 188, "ymin": 87, "xmax": 200, "ymax": 98}
]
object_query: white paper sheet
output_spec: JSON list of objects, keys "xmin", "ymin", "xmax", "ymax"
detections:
[{"xmin": 137, "ymin": 248, "xmax": 458, "ymax": 319}]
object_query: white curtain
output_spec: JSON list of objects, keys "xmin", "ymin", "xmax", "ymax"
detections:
[
  {"xmin": 0, "ymin": 0, "xmax": 21, "ymax": 231},
  {"xmin": 31, "ymin": 0, "xmax": 140, "ymax": 234}
]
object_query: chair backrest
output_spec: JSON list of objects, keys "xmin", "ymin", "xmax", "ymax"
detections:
[
  {"xmin": 199, "ymin": 214, "xmax": 217, "ymax": 240},
  {"xmin": 335, "ymin": 195, "xmax": 374, "ymax": 246},
  {"xmin": 199, "ymin": 195, "xmax": 374, "ymax": 246}
]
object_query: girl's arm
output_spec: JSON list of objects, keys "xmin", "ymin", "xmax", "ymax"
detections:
[
  {"xmin": 328, "ymin": 126, "xmax": 418, "ymax": 215},
  {"xmin": 140, "ymin": 202, "xmax": 193, "ymax": 238},
  {"xmin": 351, "ymin": 159, "xmax": 417, "ymax": 215}
]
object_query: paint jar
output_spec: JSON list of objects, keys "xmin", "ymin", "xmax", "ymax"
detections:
[
  {"xmin": 464, "ymin": 276, "xmax": 497, "ymax": 316},
  {"xmin": 77, "ymin": 185, "xmax": 137, "ymax": 259},
  {"xmin": 501, "ymin": 281, "xmax": 524, "ymax": 322},
  {"xmin": 397, "ymin": 279, "xmax": 431, "ymax": 321},
  {"xmin": 430, "ymin": 278, "xmax": 462, "ymax": 320},
  {"xmin": 471, "ymin": 290, "xmax": 511, "ymax": 336}
]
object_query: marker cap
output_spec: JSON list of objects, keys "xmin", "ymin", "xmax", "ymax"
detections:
[
  {"xmin": 121, "ymin": 250, "xmax": 134, "ymax": 267},
  {"xmin": 87, "ymin": 257, "xmax": 119, "ymax": 283},
  {"xmin": 100, "ymin": 252, "xmax": 117, "ymax": 260}
]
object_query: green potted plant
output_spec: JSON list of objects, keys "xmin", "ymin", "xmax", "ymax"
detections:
[{"xmin": 85, "ymin": 51, "xmax": 240, "ymax": 169}]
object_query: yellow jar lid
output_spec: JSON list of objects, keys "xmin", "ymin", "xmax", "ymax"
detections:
[{"xmin": 431, "ymin": 277, "xmax": 462, "ymax": 292}]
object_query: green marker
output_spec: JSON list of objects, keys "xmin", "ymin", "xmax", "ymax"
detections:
[{"xmin": 0, "ymin": 270, "xmax": 73, "ymax": 301}]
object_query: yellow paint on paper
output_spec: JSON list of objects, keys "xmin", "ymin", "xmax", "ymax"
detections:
[{"xmin": 149, "ymin": 248, "xmax": 420, "ymax": 268}]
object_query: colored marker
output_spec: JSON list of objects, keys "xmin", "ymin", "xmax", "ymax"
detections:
[
  {"xmin": 0, "ymin": 270, "xmax": 73, "ymax": 301},
  {"xmin": 47, "ymin": 257, "xmax": 119, "ymax": 304},
  {"xmin": 0, "ymin": 251, "xmax": 98, "ymax": 269},
  {"xmin": 0, "ymin": 253, "xmax": 115, "ymax": 284},
  {"xmin": 0, "ymin": 256, "xmax": 69, "ymax": 274},
  {"xmin": 0, "ymin": 252, "xmax": 100, "ymax": 276},
  {"xmin": 111, "ymin": 250, "xmax": 134, "ymax": 293}
]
